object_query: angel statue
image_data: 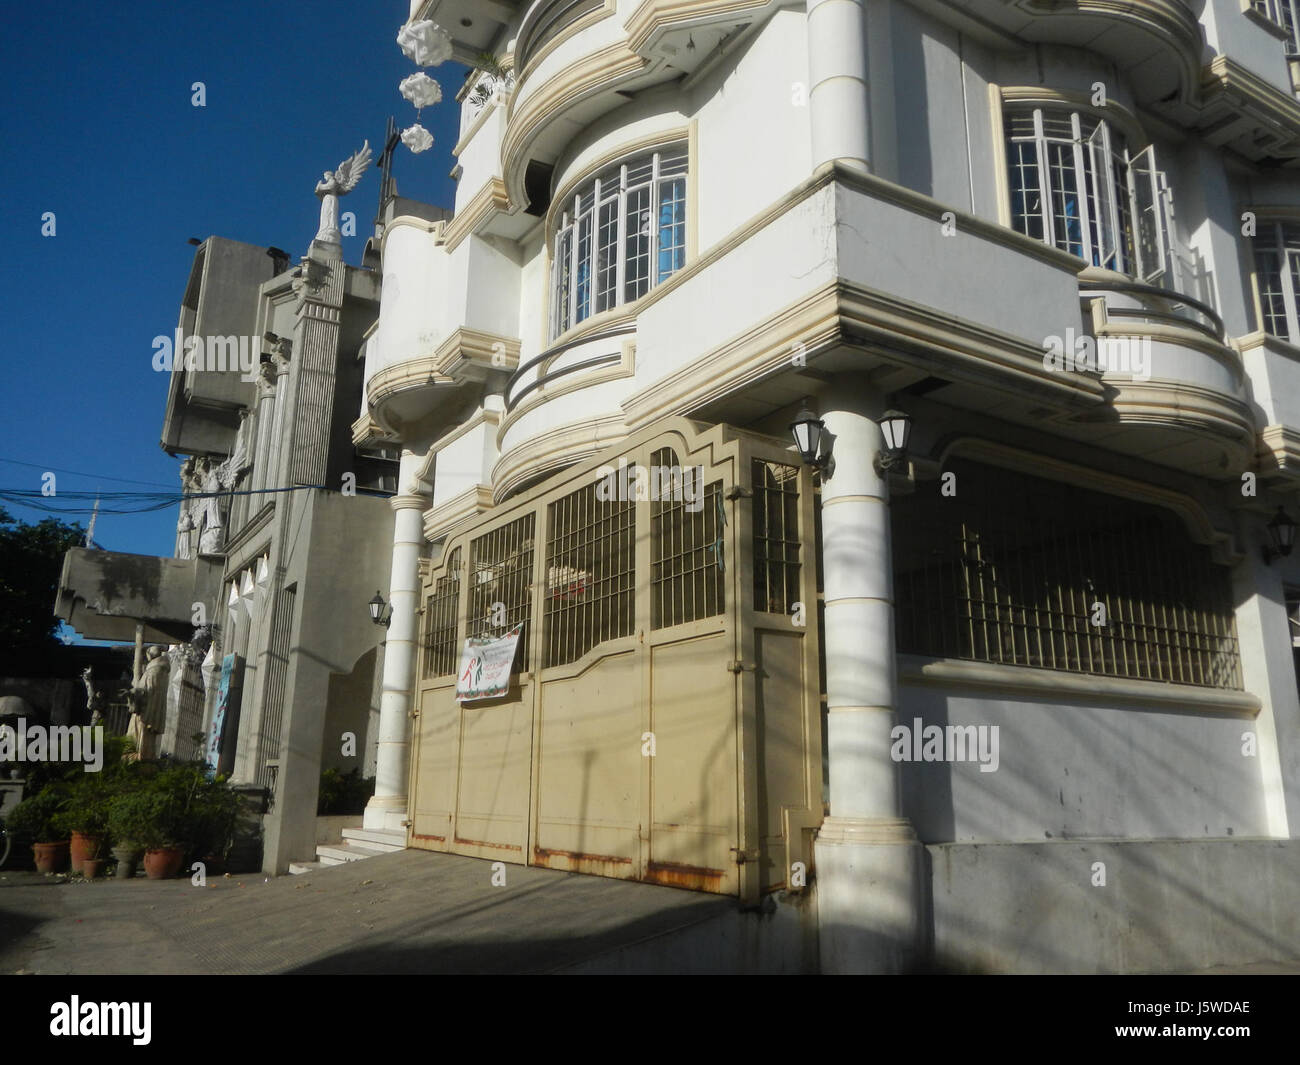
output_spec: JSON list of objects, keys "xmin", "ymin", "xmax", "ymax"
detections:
[
  {"xmin": 314, "ymin": 140, "xmax": 372, "ymax": 244},
  {"xmin": 195, "ymin": 437, "xmax": 251, "ymax": 555}
]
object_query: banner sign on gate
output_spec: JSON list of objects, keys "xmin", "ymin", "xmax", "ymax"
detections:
[{"xmin": 456, "ymin": 623, "xmax": 523, "ymax": 702}]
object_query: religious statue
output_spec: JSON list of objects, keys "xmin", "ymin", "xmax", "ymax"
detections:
[
  {"xmin": 314, "ymin": 140, "xmax": 372, "ymax": 244},
  {"xmin": 195, "ymin": 441, "xmax": 250, "ymax": 555},
  {"xmin": 126, "ymin": 646, "xmax": 170, "ymax": 762},
  {"xmin": 176, "ymin": 457, "xmax": 201, "ymax": 559}
]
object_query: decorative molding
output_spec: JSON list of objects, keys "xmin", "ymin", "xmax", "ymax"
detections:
[
  {"xmin": 416, "ymin": 404, "xmax": 505, "ymax": 486},
  {"xmin": 423, "ymin": 485, "xmax": 496, "ymax": 542},
  {"xmin": 898, "ymin": 655, "xmax": 1260, "ymax": 716},
  {"xmin": 491, "ymin": 412, "xmax": 629, "ymax": 502},
  {"xmin": 503, "ymin": 41, "xmax": 650, "ymax": 206},
  {"xmin": 516, "ymin": 0, "xmax": 618, "ymax": 85},
  {"xmin": 365, "ymin": 328, "xmax": 521, "ymax": 430},
  {"xmin": 1198, "ymin": 56, "xmax": 1300, "ymax": 162},
  {"xmin": 1258, "ymin": 425, "xmax": 1300, "ymax": 482},
  {"xmin": 351, "ymin": 410, "xmax": 395, "ymax": 448},
  {"xmin": 500, "ymin": 339, "xmax": 635, "ymax": 446},
  {"xmin": 623, "ymin": 0, "xmax": 774, "ymax": 56},
  {"xmin": 442, "ymin": 178, "xmax": 512, "ymax": 252}
]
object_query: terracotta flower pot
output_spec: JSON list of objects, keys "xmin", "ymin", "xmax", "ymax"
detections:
[
  {"xmin": 70, "ymin": 832, "xmax": 105, "ymax": 874},
  {"xmin": 143, "ymin": 847, "xmax": 184, "ymax": 880},
  {"xmin": 32, "ymin": 841, "xmax": 71, "ymax": 874},
  {"xmin": 81, "ymin": 858, "xmax": 106, "ymax": 880},
  {"xmin": 112, "ymin": 845, "xmax": 143, "ymax": 879}
]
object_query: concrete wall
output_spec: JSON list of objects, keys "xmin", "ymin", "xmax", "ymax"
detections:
[{"xmin": 928, "ymin": 839, "xmax": 1300, "ymax": 973}]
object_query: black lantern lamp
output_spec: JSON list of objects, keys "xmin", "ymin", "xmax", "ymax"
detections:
[
  {"xmin": 789, "ymin": 407, "xmax": 826, "ymax": 468},
  {"xmin": 873, "ymin": 409, "xmax": 912, "ymax": 475},
  {"xmin": 1264, "ymin": 506, "xmax": 1298, "ymax": 564},
  {"xmin": 368, "ymin": 591, "xmax": 391, "ymax": 627}
]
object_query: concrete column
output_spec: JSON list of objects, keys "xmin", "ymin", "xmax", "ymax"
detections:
[
  {"xmin": 807, "ymin": 0, "xmax": 871, "ymax": 173},
  {"xmin": 1230, "ymin": 510, "xmax": 1298, "ymax": 837},
  {"xmin": 364, "ymin": 451, "xmax": 429, "ymax": 831},
  {"xmin": 813, "ymin": 379, "xmax": 923, "ymax": 972}
]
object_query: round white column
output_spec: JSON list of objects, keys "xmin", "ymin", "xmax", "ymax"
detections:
[
  {"xmin": 807, "ymin": 0, "xmax": 871, "ymax": 173},
  {"xmin": 813, "ymin": 379, "xmax": 922, "ymax": 973},
  {"xmin": 364, "ymin": 453, "xmax": 429, "ymax": 832}
]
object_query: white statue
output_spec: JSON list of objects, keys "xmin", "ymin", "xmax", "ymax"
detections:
[
  {"xmin": 126, "ymin": 646, "xmax": 170, "ymax": 762},
  {"xmin": 81, "ymin": 666, "xmax": 104, "ymax": 726},
  {"xmin": 314, "ymin": 141, "xmax": 372, "ymax": 244},
  {"xmin": 176, "ymin": 457, "xmax": 200, "ymax": 559},
  {"xmin": 196, "ymin": 441, "xmax": 250, "ymax": 555}
]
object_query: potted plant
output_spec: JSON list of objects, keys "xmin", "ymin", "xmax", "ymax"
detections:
[
  {"xmin": 109, "ymin": 787, "xmax": 187, "ymax": 879},
  {"xmin": 56, "ymin": 776, "xmax": 113, "ymax": 874},
  {"xmin": 188, "ymin": 774, "xmax": 249, "ymax": 874},
  {"xmin": 4, "ymin": 788, "xmax": 71, "ymax": 873},
  {"xmin": 81, "ymin": 856, "xmax": 107, "ymax": 879},
  {"xmin": 106, "ymin": 789, "xmax": 151, "ymax": 879}
]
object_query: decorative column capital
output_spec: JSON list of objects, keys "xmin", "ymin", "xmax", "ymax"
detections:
[{"xmin": 390, "ymin": 493, "xmax": 430, "ymax": 512}]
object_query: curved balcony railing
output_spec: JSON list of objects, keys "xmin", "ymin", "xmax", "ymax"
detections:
[
  {"xmin": 505, "ymin": 323, "xmax": 634, "ymax": 412},
  {"xmin": 515, "ymin": 0, "xmax": 606, "ymax": 73},
  {"xmin": 1079, "ymin": 277, "xmax": 1226, "ymax": 343}
]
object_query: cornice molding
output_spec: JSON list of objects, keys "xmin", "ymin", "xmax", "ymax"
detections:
[
  {"xmin": 365, "ymin": 328, "xmax": 521, "ymax": 427},
  {"xmin": 491, "ymin": 412, "xmax": 629, "ymax": 502},
  {"xmin": 422, "ymin": 484, "xmax": 496, "ymax": 542},
  {"xmin": 442, "ymin": 178, "xmax": 512, "ymax": 252}
]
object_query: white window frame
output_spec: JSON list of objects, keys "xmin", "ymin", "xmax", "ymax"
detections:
[
  {"xmin": 1006, "ymin": 105, "xmax": 1177, "ymax": 286},
  {"xmin": 550, "ymin": 146, "xmax": 688, "ymax": 342},
  {"xmin": 1255, "ymin": 220, "xmax": 1300, "ymax": 343}
]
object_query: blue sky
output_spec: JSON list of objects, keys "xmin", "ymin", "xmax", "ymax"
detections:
[{"xmin": 0, "ymin": 0, "xmax": 465, "ymax": 559}]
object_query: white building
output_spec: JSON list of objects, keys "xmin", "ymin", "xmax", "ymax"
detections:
[{"xmin": 354, "ymin": 0, "xmax": 1300, "ymax": 971}]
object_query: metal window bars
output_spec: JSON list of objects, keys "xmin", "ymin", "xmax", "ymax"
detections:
[
  {"xmin": 650, "ymin": 447, "xmax": 725, "ymax": 629},
  {"xmin": 422, "ymin": 548, "xmax": 461, "ymax": 678},
  {"xmin": 752, "ymin": 459, "xmax": 802, "ymax": 614},
  {"xmin": 892, "ymin": 461, "xmax": 1242, "ymax": 690},
  {"xmin": 543, "ymin": 476, "xmax": 636, "ymax": 668},
  {"xmin": 468, "ymin": 514, "xmax": 536, "ymax": 668}
]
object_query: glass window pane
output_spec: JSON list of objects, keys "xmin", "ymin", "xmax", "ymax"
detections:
[
  {"xmin": 657, "ymin": 177, "xmax": 686, "ymax": 283},
  {"xmin": 624, "ymin": 185, "xmax": 652, "ymax": 302},
  {"xmin": 1007, "ymin": 140, "xmax": 1044, "ymax": 242},
  {"xmin": 575, "ymin": 213, "xmax": 592, "ymax": 324},
  {"xmin": 595, "ymin": 198, "xmax": 619, "ymax": 314}
]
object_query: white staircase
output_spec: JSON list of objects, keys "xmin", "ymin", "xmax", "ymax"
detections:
[{"xmin": 288, "ymin": 827, "xmax": 406, "ymax": 875}]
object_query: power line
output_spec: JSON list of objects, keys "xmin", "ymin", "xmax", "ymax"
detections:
[{"xmin": 0, "ymin": 456, "xmax": 178, "ymax": 490}]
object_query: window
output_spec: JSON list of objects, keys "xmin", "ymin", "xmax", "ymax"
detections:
[
  {"xmin": 893, "ymin": 459, "xmax": 1242, "ymax": 690},
  {"xmin": 1005, "ymin": 105, "xmax": 1173, "ymax": 283},
  {"xmin": 752, "ymin": 460, "xmax": 802, "ymax": 614},
  {"xmin": 551, "ymin": 146, "xmax": 688, "ymax": 340},
  {"xmin": 1252, "ymin": 0, "xmax": 1300, "ymax": 56},
  {"xmin": 1253, "ymin": 221, "xmax": 1300, "ymax": 344}
]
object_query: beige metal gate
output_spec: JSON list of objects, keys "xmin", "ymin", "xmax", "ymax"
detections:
[{"xmin": 408, "ymin": 419, "xmax": 823, "ymax": 902}]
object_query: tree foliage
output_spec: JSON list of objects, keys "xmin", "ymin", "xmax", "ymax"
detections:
[{"xmin": 0, "ymin": 507, "xmax": 84, "ymax": 650}]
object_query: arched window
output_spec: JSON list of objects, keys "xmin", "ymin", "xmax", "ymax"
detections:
[
  {"xmin": 550, "ymin": 145, "xmax": 688, "ymax": 340},
  {"xmin": 1004, "ymin": 105, "xmax": 1171, "ymax": 283}
]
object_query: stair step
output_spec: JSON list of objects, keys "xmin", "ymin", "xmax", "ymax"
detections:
[
  {"xmin": 340, "ymin": 827, "xmax": 406, "ymax": 852},
  {"xmin": 288, "ymin": 861, "xmax": 325, "ymax": 875},
  {"xmin": 315, "ymin": 842, "xmax": 388, "ymax": 864}
]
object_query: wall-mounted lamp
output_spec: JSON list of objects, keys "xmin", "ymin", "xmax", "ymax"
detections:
[
  {"xmin": 1263, "ymin": 506, "xmax": 1298, "ymax": 564},
  {"xmin": 789, "ymin": 407, "xmax": 826, "ymax": 468},
  {"xmin": 368, "ymin": 591, "xmax": 392, "ymax": 627},
  {"xmin": 873, "ymin": 409, "xmax": 913, "ymax": 476}
]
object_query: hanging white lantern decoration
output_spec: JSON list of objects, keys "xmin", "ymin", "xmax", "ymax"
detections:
[
  {"xmin": 399, "ymin": 72, "xmax": 443, "ymax": 110},
  {"xmin": 401, "ymin": 123, "xmax": 434, "ymax": 154},
  {"xmin": 397, "ymin": 20, "xmax": 453, "ymax": 67}
]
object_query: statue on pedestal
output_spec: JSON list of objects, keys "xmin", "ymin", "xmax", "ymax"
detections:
[
  {"xmin": 314, "ymin": 141, "xmax": 372, "ymax": 244},
  {"xmin": 195, "ymin": 443, "xmax": 249, "ymax": 555}
]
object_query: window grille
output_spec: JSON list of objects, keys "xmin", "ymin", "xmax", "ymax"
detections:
[
  {"xmin": 551, "ymin": 146, "xmax": 688, "ymax": 339},
  {"xmin": 1254, "ymin": 221, "xmax": 1300, "ymax": 344},
  {"xmin": 650, "ymin": 448, "xmax": 725, "ymax": 628},
  {"xmin": 469, "ymin": 515, "xmax": 536, "ymax": 668},
  {"xmin": 752, "ymin": 460, "xmax": 801, "ymax": 614},
  {"xmin": 422, "ymin": 548, "xmax": 461, "ymax": 678},
  {"xmin": 543, "ymin": 476, "xmax": 636, "ymax": 667},
  {"xmin": 893, "ymin": 460, "xmax": 1242, "ymax": 689}
]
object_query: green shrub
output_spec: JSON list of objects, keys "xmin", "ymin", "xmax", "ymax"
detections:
[
  {"xmin": 317, "ymin": 767, "xmax": 374, "ymax": 815},
  {"xmin": 4, "ymin": 787, "xmax": 71, "ymax": 843}
]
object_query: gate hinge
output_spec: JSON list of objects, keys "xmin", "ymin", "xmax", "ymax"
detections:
[
  {"xmin": 724, "ymin": 485, "xmax": 752, "ymax": 500},
  {"xmin": 409, "ymin": 709, "xmax": 420, "ymax": 718},
  {"xmin": 731, "ymin": 847, "xmax": 760, "ymax": 864},
  {"xmin": 727, "ymin": 660, "xmax": 757, "ymax": 673}
]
